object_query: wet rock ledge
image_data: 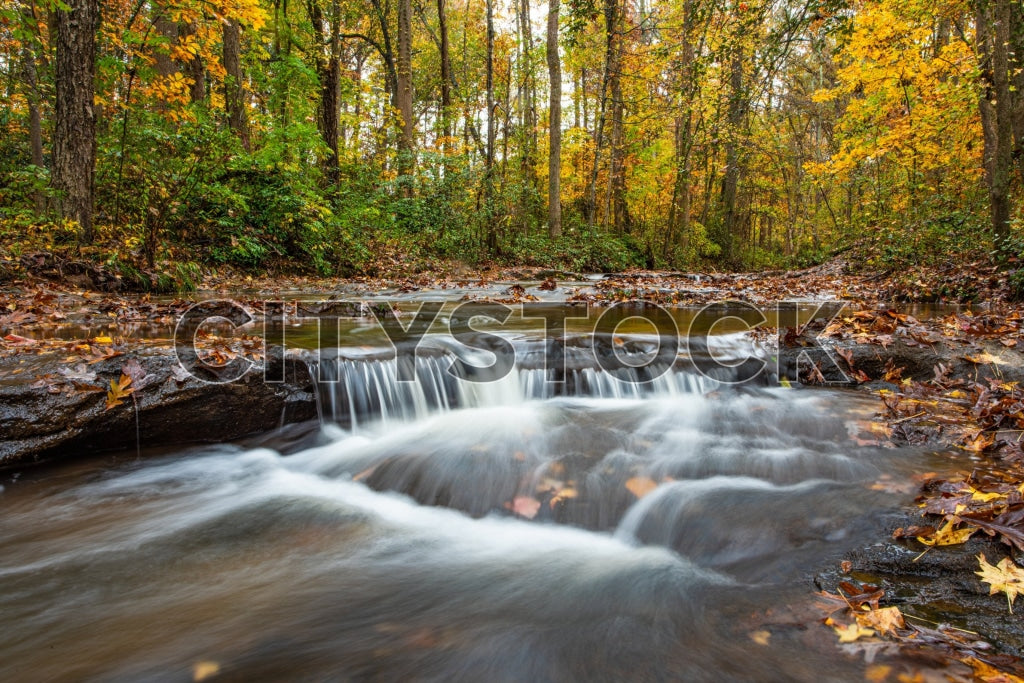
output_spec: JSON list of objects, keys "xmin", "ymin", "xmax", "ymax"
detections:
[{"xmin": 0, "ymin": 347, "xmax": 317, "ymax": 469}]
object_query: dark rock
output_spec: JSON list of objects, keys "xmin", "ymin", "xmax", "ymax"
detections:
[
  {"xmin": 817, "ymin": 510, "xmax": 1024, "ymax": 657},
  {"xmin": 783, "ymin": 338, "xmax": 1024, "ymax": 387},
  {"xmin": 0, "ymin": 346, "xmax": 317, "ymax": 469}
]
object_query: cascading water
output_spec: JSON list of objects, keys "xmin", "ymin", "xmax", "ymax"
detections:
[{"xmin": 0, "ymin": 327, "xmax": 944, "ymax": 681}]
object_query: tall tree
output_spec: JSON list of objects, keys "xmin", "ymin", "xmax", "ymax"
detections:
[
  {"xmin": 437, "ymin": 0, "xmax": 454, "ymax": 152},
  {"xmin": 546, "ymin": 0, "xmax": 562, "ymax": 237},
  {"xmin": 484, "ymin": 0, "xmax": 497, "ymax": 249},
  {"xmin": 309, "ymin": 0, "xmax": 342, "ymax": 181},
  {"xmin": 976, "ymin": 0, "xmax": 1013, "ymax": 238},
  {"xmin": 223, "ymin": 17, "xmax": 251, "ymax": 151},
  {"xmin": 20, "ymin": 0, "xmax": 45, "ymax": 214},
  {"xmin": 396, "ymin": 0, "xmax": 414, "ymax": 194},
  {"xmin": 53, "ymin": 0, "xmax": 100, "ymax": 244}
]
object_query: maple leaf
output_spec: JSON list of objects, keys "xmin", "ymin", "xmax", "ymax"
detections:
[
  {"xmin": 105, "ymin": 373, "xmax": 134, "ymax": 411},
  {"xmin": 855, "ymin": 606, "xmax": 905, "ymax": 635},
  {"xmin": 976, "ymin": 554, "xmax": 1024, "ymax": 613}
]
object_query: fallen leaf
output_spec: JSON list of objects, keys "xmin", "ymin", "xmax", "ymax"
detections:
[
  {"xmin": 977, "ymin": 554, "xmax": 1024, "ymax": 613},
  {"xmin": 105, "ymin": 373, "xmax": 134, "ymax": 411},
  {"xmin": 508, "ymin": 496, "xmax": 541, "ymax": 519},
  {"xmin": 856, "ymin": 606, "xmax": 905, "ymax": 635},
  {"xmin": 865, "ymin": 664, "xmax": 892, "ymax": 682},
  {"xmin": 625, "ymin": 476, "xmax": 658, "ymax": 498},
  {"xmin": 749, "ymin": 629, "xmax": 771, "ymax": 645},
  {"xmin": 835, "ymin": 622, "xmax": 875, "ymax": 643},
  {"xmin": 192, "ymin": 661, "xmax": 220, "ymax": 681},
  {"xmin": 917, "ymin": 518, "xmax": 977, "ymax": 547}
]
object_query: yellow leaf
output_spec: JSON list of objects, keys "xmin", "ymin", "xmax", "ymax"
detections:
[
  {"xmin": 92, "ymin": 336, "xmax": 113, "ymax": 344},
  {"xmin": 916, "ymin": 518, "xmax": 976, "ymax": 547},
  {"xmin": 865, "ymin": 665, "xmax": 892, "ymax": 683},
  {"xmin": 625, "ymin": 476, "xmax": 658, "ymax": 499},
  {"xmin": 192, "ymin": 661, "xmax": 220, "ymax": 681},
  {"xmin": 105, "ymin": 373, "xmax": 134, "ymax": 411},
  {"xmin": 968, "ymin": 487, "xmax": 1005, "ymax": 503},
  {"xmin": 976, "ymin": 554, "xmax": 1024, "ymax": 613},
  {"xmin": 963, "ymin": 656, "xmax": 1024, "ymax": 683},
  {"xmin": 749, "ymin": 629, "xmax": 771, "ymax": 645},
  {"xmin": 834, "ymin": 622, "xmax": 875, "ymax": 643}
]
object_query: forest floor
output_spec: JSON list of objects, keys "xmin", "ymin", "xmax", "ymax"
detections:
[{"xmin": 3, "ymin": 253, "xmax": 1024, "ymax": 680}]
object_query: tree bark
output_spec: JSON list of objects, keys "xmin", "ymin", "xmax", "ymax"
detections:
[
  {"xmin": 976, "ymin": 0, "xmax": 1013, "ymax": 239},
  {"xmin": 1009, "ymin": 1, "xmax": 1024, "ymax": 181},
  {"xmin": 585, "ymin": 0, "xmax": 615, "ymax": 228},
  {"xmin": 20, "ymin": 0, "xmax": 45, "ymax": 214},
  {"xmin": 437, "ymin": 0, "xmax": 453, "ymax": 153},
  {"xmin": 484, "ymin": 0, "xmax": 497, "ymax": 250},
  {"xmin": 223, "ymin": 18, "xmax": 251, "ymax": 152},
  {"xmin": 309, "ymin": 0, "xmax": 342, "ymax": 182},
  {"xmin": 518, "ymin": 0, "xmax": 538, "ymax": 208},
  {"xmin": 180, "ymin": 22, "xmax": 206, "ymax": 102},
  {"xmin": 720, "ymin": 46, "xmax": 745, "ymax": 259},
  {"xmin": 53, "ymin": 0, "xmax": 100, "ymax": 245},
  {"xmin": 546, "ymin": 0, "xmax": 562, "ymax": 238},
  {"xmin": 397, "ymin": 0, "xmax": 415, "ymax": 195}
]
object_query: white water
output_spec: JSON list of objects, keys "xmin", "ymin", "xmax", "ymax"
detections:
[{"xmin": 0, "ymin": 332, "xmax": 930, "ymax": 681}]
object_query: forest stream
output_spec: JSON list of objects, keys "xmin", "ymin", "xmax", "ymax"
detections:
[{"xmin": 0, "ymin": 298, "xmax": 990, "ymax": 682}]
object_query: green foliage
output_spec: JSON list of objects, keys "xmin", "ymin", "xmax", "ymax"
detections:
[{"xmin": 857, "ymin": 202, "xmax": 987, "ymax": 271}]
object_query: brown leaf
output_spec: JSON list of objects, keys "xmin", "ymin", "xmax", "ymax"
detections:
[{"xmin": 856, "ymin": 606, "xmax": 905, "ymax": 635}]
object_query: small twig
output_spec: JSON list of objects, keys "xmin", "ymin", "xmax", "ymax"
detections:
[
  {"xmin": 902, "ymin": 613, "xmax": 979, "ymax": 635},
  {"xmin": 891, "ymin": 411, "xmax": 927, "ymax": 424}
]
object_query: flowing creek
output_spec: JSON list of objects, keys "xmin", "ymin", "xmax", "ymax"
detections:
[{"xmin": 0, "ymin": 303, "xmax": 967, "ymax": 681}]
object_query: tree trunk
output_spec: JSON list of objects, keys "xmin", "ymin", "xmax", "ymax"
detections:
[
  {"xmin": 153, "ymin": 10, "xmax": 178, "ymax": 78},
  {"xmin": 223, "ymin": 18, "xmax": 251, "ymax": 152},
  {"xmin": 437, "ymin": 0, "xmax": 453, "ymax": 156},
  {"xmin": 609, "ymin": 30, "xmax": 629, "ymax": 234},
  {"xmin": 976, "ymin": 0, "xmax": 1013, "ymax": 239},
  {"xmin": 309, "ymin": 0, "xmax": 342, "ymax": 182},
  {"xmin": 720, "ymin": 46, "xmax": 744, "ymax": 260},
  {"xmin": 546, "ymin": 0, "xmax": 562, "ymax": 238},
  {"xmin": 180, "ymin": 22, "xmax": 206, "ymax": 102},
  {"xmin": 20, "ymin": 0, "xmax": 45, "ymax": 214},
  {"xmin": 484, "ymin": 0, "xmax": 497, "ymax": 250},
  {"xmin": 518, "ymin": 0, "xmax": 538, "ymax": 205},
  {"xmin": 1009, "ymin": 1, "xmax": 1024, "ymax": 181},
  {"xmin": 586, "ymin": 0, "xmax": 615, "ymax": 228},
  {"xmin": 397, "ymin": 0, "xmax": 415, "ymax": 195},
  {"xmin": 53, "ymin": 0, "xmax": 100, "ymax": 245}
]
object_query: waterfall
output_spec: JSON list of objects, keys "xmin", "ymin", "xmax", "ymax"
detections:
[{"xmin": 308, "ymin": 334, "xmax": 769, "ymax": 427}]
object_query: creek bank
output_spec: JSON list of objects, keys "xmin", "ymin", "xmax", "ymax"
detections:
[
  {"xmin": 3, "ymin": 333, "xmax": 1021, "ymax": 469},
  {"xmin": 0, "ymin": 346, "xmax": 317, "ymax": 469},
  {"xmin": 816, "ymin": 510, "xmax": 1024, "ymax": 659}
]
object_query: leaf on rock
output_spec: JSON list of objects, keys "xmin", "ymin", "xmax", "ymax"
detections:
[
  {"xmin": 917, "ymin": 518, "xmax": 977, "ymax": 547},
  {"xmin": 625, "ymin": 476, "xmax": 658, "ymax": 498},
  {"xmin": 105, "ymin": 373, "xmax": 134, "ymax": 411},
  {"xmin": 976, "ymin": 554, "xmax": 1024, "ymax": 613}
]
